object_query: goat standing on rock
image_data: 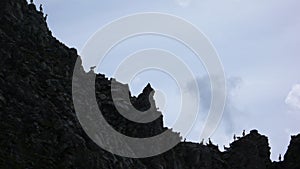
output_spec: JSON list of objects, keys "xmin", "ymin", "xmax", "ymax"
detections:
[{"xmin": 39, "ymin": 4, "xmax": 43, "ymax": 13}]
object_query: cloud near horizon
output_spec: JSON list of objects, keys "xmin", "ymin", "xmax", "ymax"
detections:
[
  {"xmin": 185, "ymin": 75, "xmax": 243, "ymax": 142},
  {"xmin": 285, "ymin": 84, "xmax": 300, "ymax": 110}
]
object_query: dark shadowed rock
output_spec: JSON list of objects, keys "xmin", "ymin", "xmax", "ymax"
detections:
[
  {"xmin": 282, "ymin": 134, "xmax": 300, "ymax": 169},
  {"xmin": 0, "ymin": 0, "xmax": 299, "ymax": 168},
  {"xmin": 223, "ymin": 130, "xmax": 271, "ymax": 169}
]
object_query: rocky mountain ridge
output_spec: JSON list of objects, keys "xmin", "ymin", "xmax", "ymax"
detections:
[{"xmin": 0, "ymin": 0, "xmax": 299, "ymax": 168}]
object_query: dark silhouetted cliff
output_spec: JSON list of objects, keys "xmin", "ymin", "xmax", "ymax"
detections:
[{"xmin": 0, "ymin": 0, "xmax": 299, "ymax": 168}]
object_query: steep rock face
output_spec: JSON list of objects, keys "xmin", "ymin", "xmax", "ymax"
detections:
[
  {"xmin": 0, "ymin": 0, "xmax": 300, "ymax": 169},
  {"xmin": 0, "ymin": 1, "xmax": 149, "ymax": 168},
  {"xmin": 283, "ymin": 134, "xmax": 300, "ymax": 169}
]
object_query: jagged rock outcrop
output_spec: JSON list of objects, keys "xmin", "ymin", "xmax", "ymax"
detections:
[
  {"xmin": 223, "ymin": 130, "xmax": 271, "ymax": 169},
  {"xmin": 0, "ymin": 0, "xmax": 299, "ymax": 168},
  {"xmin": 282, "ymin": 134, "xmax": 300, "ymax": 169},
  {"xmin": 284, "ymin": 134, "xmax": 300, "ymax": 169},
  {"xmin": 268, "ymin": 134, "xmax": 300, "ymax": 169}
]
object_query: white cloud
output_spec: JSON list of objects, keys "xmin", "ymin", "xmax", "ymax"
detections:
[
  {"xmin": 176, "ymin": 0, "xmax": 191, "ymax": 7},
  {"xmin": 285, "ymin": 84, "xmax": 300, "ymax": 110}
]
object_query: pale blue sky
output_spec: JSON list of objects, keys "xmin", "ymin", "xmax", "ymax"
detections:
[{"xmin": 31, "ymin": 0, "xmax": 300, "ymax": 160}]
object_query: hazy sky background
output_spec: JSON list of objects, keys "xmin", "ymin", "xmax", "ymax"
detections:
[{"xmin": 29, "ymin": 0, "xmax": 300, "ymax": 160}]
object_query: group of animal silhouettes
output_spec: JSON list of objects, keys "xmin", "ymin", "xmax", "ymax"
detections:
[{"xmin": 183, "ymin": 130, "xmax": 282, "ymax": 162}]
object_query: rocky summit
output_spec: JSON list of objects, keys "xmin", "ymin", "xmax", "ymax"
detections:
[{"xmin": 0, "ymin": 0, "xmax": 299, "ymax": 168}]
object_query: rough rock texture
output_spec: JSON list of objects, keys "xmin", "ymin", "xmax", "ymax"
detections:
[{"xmin": 0, "ymin": 0, "xmax": 300, "ymax": 168}]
